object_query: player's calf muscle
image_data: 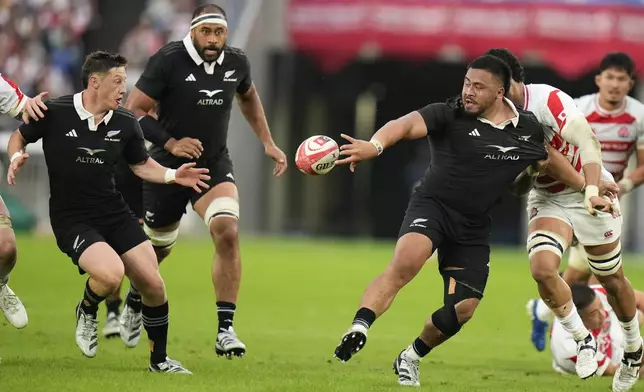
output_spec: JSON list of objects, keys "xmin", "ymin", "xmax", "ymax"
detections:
[{"xmin": 0, "ymin": 229, "xmax": 17, "ymax": 275}]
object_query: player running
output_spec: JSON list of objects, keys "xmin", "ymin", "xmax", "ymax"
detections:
[
  {"xmin": 527, "ymin": 53, "xmax": 644, "ymax": 352},
  {"xmin": 6, "ymin": 51, "xmax": 209, "ymax": 373},
  {"xmin": 488, "ymin": 48, "xmax": 643, "ymax": 391},
  {"xmin": 331, "ymin": 55, "xmax": 594, "ymax": 387},
  {"xmin": 123, "ymin": 4, "xmax": 287, "ymax": 358},
  {"xmin": 551, "ymin": 284, "xmax": 644, "ymax": 379},
  {"xmin": 0, "ymin": 74, "xmax": 49, "ymax": 342}
]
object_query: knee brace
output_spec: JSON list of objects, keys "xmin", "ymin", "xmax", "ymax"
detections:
[
  {"xmin": 432, "ymin": 271, "xmax": 485, "ymax": 337},
  {"xmin": 204, "ymin": 197, "xmax": 239, "ymax": 226},
  {"xmin": 143, "ymin": 224, "xmax": 179, "ymax": 249},
  {"xmin": 431, "ymin": 301, "xmax": 462, "ymax": 337},
  {"xmin": 526, "ymin": 230, "xmax": 568, "ymax": 259},
  {"xmin": 587, "ymin": 243, "xmax": 622, "ymax": 276}
]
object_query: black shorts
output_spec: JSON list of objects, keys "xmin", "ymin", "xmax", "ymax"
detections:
[
  {"xmin": 114, "ymin": 159, "xmax": 143, "ymax": 220},
  {"xmin": 142, "ymin": 150, "xmax": 235, "ymax": 229},
  {"xmin": 398, "ymin": 194, "xmax": 491, "ymax": 273},
  {"xmin": 52, "ymin": 214, "xmax": 148, "ymax": 274}
]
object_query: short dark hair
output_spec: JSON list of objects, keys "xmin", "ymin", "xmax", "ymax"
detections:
[
  {"xmin": 599, "ymin": 52, "xmax": 635, "ymax": 78},
  {"xmin": 81, "ymin": 51, "xmax": 127, "ymax": 88},
  {"xmin": 468, "ymin": 55, "xmax": 512, "ymax": 95},
  {"xmin": 485, "ymin": 48, "xmax": 525, "ymax": 83},
  {"xmin": 571, "ymin": 284, "xmax": 596, "ymax": 311},
  {"xmin": 192, "ymin": 3, "xmax": 227, "ymax": 19}
]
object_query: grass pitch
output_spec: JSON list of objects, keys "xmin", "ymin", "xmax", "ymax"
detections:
[{"xmin": 1, "ymin": 235, "xmax": 643, "ymax": 391}]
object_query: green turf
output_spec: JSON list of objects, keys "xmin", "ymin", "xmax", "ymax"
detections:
[{"xmin": 1, "ymin": 235, "xmax": 643, "ymax": 391}]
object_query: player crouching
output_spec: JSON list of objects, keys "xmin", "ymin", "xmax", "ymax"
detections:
[{"xmin": 6, "ymin": 51, "xmax": 210, "ymax": 373}]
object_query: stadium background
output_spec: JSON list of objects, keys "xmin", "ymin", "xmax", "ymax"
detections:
[{"xmin": 3, "ymin": 1, "xmax": 644, "ymax": 391}]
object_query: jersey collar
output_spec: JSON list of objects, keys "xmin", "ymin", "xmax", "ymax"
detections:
[
  {"xmin": 594, "ymin": 93, "xmax": 627, "ymax": 117},
  {"xmin": 477, "ymin": 97, "xmax": 520, "ymax": 129},
  {"xmin": 73, "ymin": 92, "xmax": 113, "ymax": 131},
  {"xmin": 183, "ymin": 35, "xmax": 225, "ymax": 75}
]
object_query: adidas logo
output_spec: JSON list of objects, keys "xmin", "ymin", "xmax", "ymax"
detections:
[
  {"xmin": 66, "ymin": 129, "xmax": 78, "ymax": 137},
  {"xmin": 185, "ymin": 74, "xmax": 196, "ymax": 82},
  {"xmin": 469, "ymin": 129, "xmax": 481, "ymax": 137}
]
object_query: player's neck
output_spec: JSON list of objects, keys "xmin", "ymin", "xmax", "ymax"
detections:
[
  {"xmin": 481, "ymin": 101, "xmax": 515, "ymax": 126},
  {"xmin": 81, "ymin": 91, "xmax": 110, "ymax": 122},
  {"xmin": 597, "ymin": 95, "xmax": 624, "ymax": 113}
]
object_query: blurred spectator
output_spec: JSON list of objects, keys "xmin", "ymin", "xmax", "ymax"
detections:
[{"xmin": 0, "ymin": 0, "xmax": 96, "ymax": 128}]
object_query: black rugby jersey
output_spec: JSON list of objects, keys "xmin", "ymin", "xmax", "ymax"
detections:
[
  {"xmin": 136, "ymin": 36, "xmax": 252, "ymax": 158},
  {"xmin": 416, "ymin": 97, "xmax": 549, "ymax": 216},
  {"xmin": 18, "ymin": 93, "xmax": 148, "ymax": 223}
]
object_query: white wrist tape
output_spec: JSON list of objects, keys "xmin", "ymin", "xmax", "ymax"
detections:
[
  {"xmin": 370, "ymin": 138, "xmax": 384, "ymax": 155},
  {"xmin": 10, "ymin": 152, "xmax": 22, "ymax": 164},
  {"xmin": 164, "ymin": 169, "xmax": 176, "ymax": 184},
  {"xmin": 585, "ymin": 184, "xmax": 599, "ymax": 199}
]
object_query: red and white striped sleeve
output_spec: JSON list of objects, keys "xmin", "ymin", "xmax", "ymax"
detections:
[
  {"xmin": 541, "ymin": 88, "xmax": 585, "ymax": 135},
  {"xmin": 0, "ymin": 73, "xmax": 28, "ymax": 118}
]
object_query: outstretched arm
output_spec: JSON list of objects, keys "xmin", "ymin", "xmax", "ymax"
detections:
[{"xmin": 236, "ymin": 83, "xmax": 287, "ymax": 176}]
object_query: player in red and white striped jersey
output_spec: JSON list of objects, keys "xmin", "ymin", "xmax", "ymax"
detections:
[
  {"xmin": 487, "ymin": 49, "xmax": 642, "ymax": 392},
  {"xmin": 0, "ymin": 74, "xmax": 49, "ymax": 360},
  {"xmin": 0, "ymin": 73, "xmax": 48, "ymax": 123},
  {"xmin": 565, "ymin": 54, "xmax": 644, "ymax": 286},
  {"xmin": 551, "ymin": 284, "xmax": 644, "ymax": 379}
]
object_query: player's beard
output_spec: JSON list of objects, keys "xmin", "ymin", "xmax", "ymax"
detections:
[{"xmin": 193, "ymin": 37, "xmax": 222, "ymax": 63}]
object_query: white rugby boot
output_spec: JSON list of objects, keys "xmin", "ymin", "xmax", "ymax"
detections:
[
  {"xmin": 0, "ymin": 277, "xmax": 27, "ymax": 329},
  {"xmin": 575, "ymin": 333, "xmax": 598, "ymax": 379},
  {"xmin": 393, "ymin": 348, "xmax": 421, "ymax": 387},
  {"xmin": 75, "ymin": 302, "xmax": 99, "ymax": 358},
  {"xmin": 215, "ymin": 327, "xmax": 246, "ymax": 359},
  {"xmin": 149, "ymin": 357, "xmax": 193, "ymax": 374},
  {"xmin": 612, "ymin": 338, "xmax": 643, "ymax": 392},
  {"xmin": 102, "ymin": 311, "xmax": 120, "ymax": 338},
  {"xmin": 119, "ymin": 302, "xmax": 142, "ymax": 348}
]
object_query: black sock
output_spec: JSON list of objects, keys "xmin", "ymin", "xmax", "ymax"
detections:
[
  {"xmin": 81, "ymin": 280, "xmax": 106, "ymax": 316},
  {"xmin": 127, "ymin": 285, "xmax": 142, "ymax": 312},
  {"xmin": 216, "ymin": 301, "xmax": 236, "ymax": 333},
  {"xmin": 142, "ymin": 301, "xmax": 169, "ymax": 365},
  {"xmin": 412, "ymin": 337, "xmax": 432, "ymax": 357},
  {"xmin": 106, "ymin": 298, "xmax": 122, "ymax": 316},
  {"xmin": 352, "ymin": 307, "xmax": 376, "ymax": 329}
]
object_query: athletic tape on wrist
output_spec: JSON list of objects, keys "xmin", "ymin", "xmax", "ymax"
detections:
[
  {"xmin": 585, "ymin": 185, "xmax": 599, "ymax": 198},
  {"xmin": 164, "ymin": 169, "xmax": 176, "ymax": 184},
  {"xmin": 10, "ymin": 152, "xmax": 22, "ymax": 164},
  {"xmin": 370, "ymin": 139, "xmax": 384, "ymax": 155}
]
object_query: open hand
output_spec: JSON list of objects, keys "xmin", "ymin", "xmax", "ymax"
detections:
[
  {"xmin": 22, "ymin": 92, "xmax": 49, "ymax": 124},
  {"xmin": 337, "ymin": 134, "xmax": 380, "ymax": 173},
  {"xmin": 265, "ymin": 143, "xmax": 287, "ymax": 176},
  {"xmin": 7, "ymin": 152, "xmax": 29, "ymax": 186},
  {"xmin": 175, "ymin": 162, "xmax": 210, "ymax": 192}
]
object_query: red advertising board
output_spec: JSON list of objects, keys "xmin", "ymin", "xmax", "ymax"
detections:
[{"xmin": 288, "ymin": 0, "xmax": 644, "ymax": 78}]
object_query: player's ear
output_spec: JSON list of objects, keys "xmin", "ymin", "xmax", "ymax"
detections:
[{"xmin": 594, "ymin": 74, "xmax": 601, "ymax": 89}]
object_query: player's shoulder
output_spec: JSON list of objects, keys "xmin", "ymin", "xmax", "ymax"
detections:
[
  {"xmin": 46, "ymin": 94, "xmax": 75, "ymax": 108},
  {"xmin": 624, "ymin": 96, "xmax": 644, "ymax": 120},
  {"xmin": 526, "ymin": 83, "xmax": 573, "ymax": 103},
  {"xmin": 155, "ymin": 40, "xmax": 187, "ymax": 60},
  {"xmin": 114, "ymin": 107, "xmax": 137, "ymax": 121},
  {"xmin": 223, "ymin": 45, "xmax": 250, "ymax": 67}
]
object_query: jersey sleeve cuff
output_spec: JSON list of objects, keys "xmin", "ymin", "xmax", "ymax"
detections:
[{"xmin": 8, "ymin": 95, "xmax": 28, "ymax": 119}]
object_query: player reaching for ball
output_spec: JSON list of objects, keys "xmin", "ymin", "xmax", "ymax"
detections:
[
  {"xmin": 488, "ymin": 48, "xmax": 642, "ymax": 392},
  {"xmin": 123, "ymin": 4, "xmax": 287, "ymax": 358},
  {"xmin": 331, "ymin": 55, "xmax": 601, "ymax": 387}
]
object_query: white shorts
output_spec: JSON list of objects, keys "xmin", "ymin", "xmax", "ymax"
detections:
[{"xmin": 527, "ymin": 189, "xmax": 622, "ymax": 247}]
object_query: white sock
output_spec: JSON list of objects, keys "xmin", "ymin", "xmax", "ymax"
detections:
[
  {"xmin": 535, "ymin": 299, "xmax": 554, "ymax": 322},
  {"xmin": 556, "ymin": 304, "xmax": 590, "ymax": 341},
  {"xmin": 619, "ymin": 315, "xmax": 642, "ymax": 352},
  {"xmin": 405, "ymin": 345, "xmax": 422, "ymax": 361}
]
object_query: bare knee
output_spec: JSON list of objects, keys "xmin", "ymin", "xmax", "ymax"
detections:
[
  {"xmin": 138, "ymin": 272, "xmax": 166, "ymax": 303},
  {"xmin": 210, "ymin": 218, "xmax": 239, "ymax": 255},
  {"xmin": 530, "ymin": 253, "xmax": 561, "ymax": 283},
  {"xmin": 97, "ymin": 264, "xmax": 124, "ymax": 294},
  {"xmin": 594, "ymin": 271, "xmax": 626, "ymax": 294},
  {"xmin": 0, "ymin": 235, "xmax": 17, "ymax": 266}
]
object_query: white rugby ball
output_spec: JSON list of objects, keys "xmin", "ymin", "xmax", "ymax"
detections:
[{"xmin": 295, "ymin": 135, "xmax": 339, "ymax": 175}]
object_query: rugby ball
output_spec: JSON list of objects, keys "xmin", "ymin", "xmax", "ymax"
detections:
[{"xmin": 295, "ymin": 135, "xmax": 339, "ymax": 175}]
